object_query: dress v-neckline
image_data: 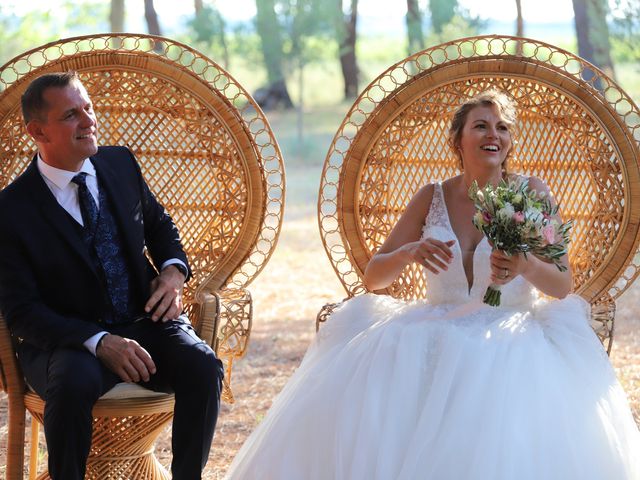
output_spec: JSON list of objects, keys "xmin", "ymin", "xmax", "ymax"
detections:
[{"xmin": 437, "ymin": 183, "xmax": 486, "ymax": 295}]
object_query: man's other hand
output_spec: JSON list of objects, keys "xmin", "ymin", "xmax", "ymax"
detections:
[
  {"xmin": 145, "ymin": 265, "xmax": 186, "ymax": 322},
  {"xmin": 96, "ymin": 334, "xmax": 156, "ymax": 383}
]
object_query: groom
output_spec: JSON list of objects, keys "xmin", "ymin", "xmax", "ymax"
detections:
[{"xmin": 0, "ymin": 71, "xmax": 223, "ymax": 479}]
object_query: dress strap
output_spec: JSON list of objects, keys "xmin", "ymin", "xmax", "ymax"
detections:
[{"xmin": 423, "ymin": 183, "xmax": 449, "ymax": 230}]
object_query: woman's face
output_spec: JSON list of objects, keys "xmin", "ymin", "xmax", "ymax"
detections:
[{"xmin": 458, "ymin": 104, "xmax": 512, "ymax": 172}]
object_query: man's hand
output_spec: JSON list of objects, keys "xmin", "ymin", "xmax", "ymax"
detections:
[
  {"xmin": 96, "ymin": 334, "xmax": 156, "ymax": 383},
  {"xmin": 145, "ymin": 264, "xmax": 186, "ymax": 322}
]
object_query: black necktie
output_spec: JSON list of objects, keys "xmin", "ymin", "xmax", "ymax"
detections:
[
  {"xmin": 72, "ymin": 172, "xmax": 131, "ymax": 322},
  {"xmin": 71, "ymin": 172, "xmax": 98, "ymax": 236}
]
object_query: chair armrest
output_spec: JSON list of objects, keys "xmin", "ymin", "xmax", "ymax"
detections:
[
  {"xmin": 316, "ymin": 296, "xmax": 355, "ymax": 331},
  {"xmin": 193, "ymin": 292, "xmax": 220, "ymax": 347},
  {"xmin": 0, "ymin": 311, "xmax": 26, "ymax": 394},
  {"xmin": 316, "ymin": 301, "xmax": 345, "ymax": 331},
  {"xmin": 590, "ymin": 294, "xmax": 616, "ymax": 355},
  {"xmin": 193, "ymin": 288, "xmax": 252, "ymax": 404}
]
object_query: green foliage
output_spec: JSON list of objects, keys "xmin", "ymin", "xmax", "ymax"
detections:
[
  {"xmin": 189, "ymin": 5, "xmax": 225, "ymax": 44},
  {"xmin": 0, "ymin": 8, "xmax": 55, "ymax": 66},
  {"xmin": 251, "ymin": 0, "xmax": 338, "ymax": 103},
  {"xmin": 413, "ymin": 0, "xmax": 485, "ymax": 48},
  {"xmin": 428, "ymin": 0, "xmax": 457, "ymax": 34},
  {"xmin": 0, "ymin": 1, "xmax": 108, "ymax": 68},
  {"xmin": 62, "ymin": 0, "xmax": 109, "ymax": 33},
  {"xmin": 610, "ymin": 0, "xmax": 640, "ymax": 63},
  {"xmin": 276, "ymin": 0, "xmax": 337, "ymax": 66},
  {"xmin": 224, "ymin": 27, "xmax": 265, "ymax": 67},
  {"xmin": 425, "ymin": 14, "xmax": 485, "ymax": 46},
  {"xmin": 187, "ymin": 4, "xmax": 228, "ymax": 61}
]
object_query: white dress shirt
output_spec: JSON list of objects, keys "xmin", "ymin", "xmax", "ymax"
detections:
[{"xmin": 37, "ymin": 155, "xmax": 186, "ymax": 355}]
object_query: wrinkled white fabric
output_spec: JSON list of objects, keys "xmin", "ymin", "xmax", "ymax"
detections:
[{"xmin": 226, "ymin": 184, "xmax": 640, "ymax": 480}]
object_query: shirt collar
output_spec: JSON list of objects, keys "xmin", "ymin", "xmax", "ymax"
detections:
[{"xmin": 37, "ymin": 154, "xmax": 96, "ymax": 189}]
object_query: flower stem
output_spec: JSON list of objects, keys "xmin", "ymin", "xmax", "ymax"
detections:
[{"xmin": 483, "ymin": 285, "xmax": 502, "ymax": 306}]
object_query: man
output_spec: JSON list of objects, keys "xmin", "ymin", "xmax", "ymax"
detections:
[{"xmin": 0, "ymin": 71, "xmax": 224, "ymax": 479}]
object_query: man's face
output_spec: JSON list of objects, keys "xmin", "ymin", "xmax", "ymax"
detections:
[{"xmin": 28, "ymin": 80, "xmax": 98, "ymax": 171}]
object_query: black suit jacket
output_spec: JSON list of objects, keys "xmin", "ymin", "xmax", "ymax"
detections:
[{"xmin": 0, "ymin": 146, "xmax": 189, "ymax": 351}]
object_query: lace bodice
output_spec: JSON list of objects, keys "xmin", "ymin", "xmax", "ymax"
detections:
[{"xmin": 421, "ymin": 183, "xmax": 535, "ymax": 307}]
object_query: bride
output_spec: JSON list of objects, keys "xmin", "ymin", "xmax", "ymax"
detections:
[{"xmin": 226, "ymin": 90, "xmax": 640, "ymax": 479}]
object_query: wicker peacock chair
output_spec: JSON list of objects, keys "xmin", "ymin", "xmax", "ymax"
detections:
[
  {"xmin": 0, "ymin": 34, "xmax": 285, "ymax": 479},
  {"xmin": 317, "ymin": 35, "xmax": 640, "ymax": 355}
]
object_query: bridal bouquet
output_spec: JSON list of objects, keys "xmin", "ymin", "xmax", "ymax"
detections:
[{"xmin": 468, "ymin": 178, "xmax": 572, "ymax": 306}]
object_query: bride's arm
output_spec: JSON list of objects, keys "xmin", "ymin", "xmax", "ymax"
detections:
[
  {"xmin": 489, "ymin": 176, "xmax": 572, "ymax": 299},
  {"xmin": 364, "ymin": 184, "xmax": 455, "ymax": 291}
]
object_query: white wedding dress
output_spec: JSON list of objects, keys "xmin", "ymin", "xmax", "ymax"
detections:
[{"xmin": 227, "ymin": 184, "xmax": 640, "ymax": 480}]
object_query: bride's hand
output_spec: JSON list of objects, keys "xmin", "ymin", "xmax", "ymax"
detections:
[
  {"xmin": 400, "ymin": 238, "xmax": 455, "ymax": 274},
  {"xmin": 490, "ymin": 250, "xmax": 528, "ymax": 284}
]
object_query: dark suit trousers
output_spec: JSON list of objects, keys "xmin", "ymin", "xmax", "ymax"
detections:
[{"xmin": 19, "ymin": 318, "xmax": 224, "ymax": 480}]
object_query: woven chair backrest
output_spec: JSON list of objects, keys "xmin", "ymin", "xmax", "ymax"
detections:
[
  {"xmin": 318, "ymin": 36, "xmax": 640, "ymax": 352},
  {"xmin": 0, "ymin": 34, "xmax": 285, "ymax": 317}
]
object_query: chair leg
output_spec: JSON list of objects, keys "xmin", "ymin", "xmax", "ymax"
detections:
[
  {"xmin": 29, "ymin": 417, "xmax": 40, "ymax": 480},
  {"xmin": 6, "ymin": 390, "xmax": 26, "ymax": 480}
]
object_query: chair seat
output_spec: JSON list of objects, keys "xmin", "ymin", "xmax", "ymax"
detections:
[
  {"xmin": 100, "ymin": 382, "xmax": 171, "ymax": 400},
  {"xmin": 27, "ymin": 381, "xmax": 171, "ymax": 401}
]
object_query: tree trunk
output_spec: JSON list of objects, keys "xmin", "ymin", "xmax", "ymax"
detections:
[
  {"xmin": 572, "ymin": 0, "xmax": 616, "ymax": 82},
  {"xmin": 297, "ymin": 58, "xmax": 304, "ymax": 158},
  {"xmin": 338, "ymin": 0, "xmax": 359, "ymax": 99},
  {"xmin": 144, "ymin": 0, "xmax": 162, "ymax": 35},
  {"xmin": 255, "ymin": 0, "xmax": 293, "ymax": 109},
  {"xmin": 110, "ymin": 0, "xmax": 125, "ymax": 32},
  {"xmin": 406, "ymin": 0, "xmax": 424, "ymax": 55},
  {"xmin": 194, "ymin": 0, "xmax": 203, "ymax": 15},
  {"xmin": 515, "ymin": 0, "xmax": 524, "ymax": 54},
  {"xmin": 218, "ymin": 12, "xmax": 230, "ymax": 69},
  {"xmin": 429, "ymin": 0, "xmax": 456, "ymax": 34},
  {"xmin": 144, "ymin": 0, "xmax": 163, "ymax": 52}
]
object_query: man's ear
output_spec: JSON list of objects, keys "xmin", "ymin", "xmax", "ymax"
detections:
[{"xmin": 26, "ymin": 120, "xmax": 48, "ymax": 143}]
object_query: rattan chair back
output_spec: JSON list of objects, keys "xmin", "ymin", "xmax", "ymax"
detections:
[
  {"xmin": 0, "ymin": 34, "xmax": 284, "ymax": 479},
  {"xmin": 0, "ymin": 34, "xmax": 284, "ymax": 313},
  {"xmin": 318, "ymin": 35, "xmax": 640, "ymax": 352}
]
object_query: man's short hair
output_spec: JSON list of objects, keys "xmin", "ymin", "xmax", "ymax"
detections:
[{"xmin": 21, "ymin": 71, "xmax": 80, "ymax": 125}]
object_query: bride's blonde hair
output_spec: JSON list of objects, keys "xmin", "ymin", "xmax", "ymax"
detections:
[{"xmin": 448, "ymin": 89, "xmax": 518, "ymax": 173}]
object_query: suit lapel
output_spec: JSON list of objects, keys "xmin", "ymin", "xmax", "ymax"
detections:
[{"xmin": 23, "ymin": 160, "xmax": 97, "ymax": 272}]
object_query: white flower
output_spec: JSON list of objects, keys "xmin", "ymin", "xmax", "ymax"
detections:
[
  {"xmin": 512, "ymin": 193, "xmax": 523, "ymax": 206},
  {"xmin": 497, "ymin": 203, "xmax": 515, "ymax": 221},
  {"xmin": 525, "ymin": 206, "xmax": 543, "ymax": 224}
]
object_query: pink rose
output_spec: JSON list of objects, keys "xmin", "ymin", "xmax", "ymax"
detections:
[
  {"xmin": 482, "ymin": 212, "xmax": 492, "ymax": 223},
  {"xmin": 542, "ymin": 224, "xmax": 555, "ymax": 244},
  {"xmin": 513, "ymin": 211, "xmax": 525, "ymax": 223}
]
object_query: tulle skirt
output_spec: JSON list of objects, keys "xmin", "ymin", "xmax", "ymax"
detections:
[{"xmin": 226, "ymin": 294, "xmax": 640, "ymax": 480}]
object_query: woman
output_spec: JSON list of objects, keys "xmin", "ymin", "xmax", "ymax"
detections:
[{"xmin": 226, "ymin": 90, "xmax": 640, "ymax": 479}]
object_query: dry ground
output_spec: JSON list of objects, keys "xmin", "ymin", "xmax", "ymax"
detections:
[{"xmin": 1, "ymin": 211, "xmax": 639, "ymax": 479}]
